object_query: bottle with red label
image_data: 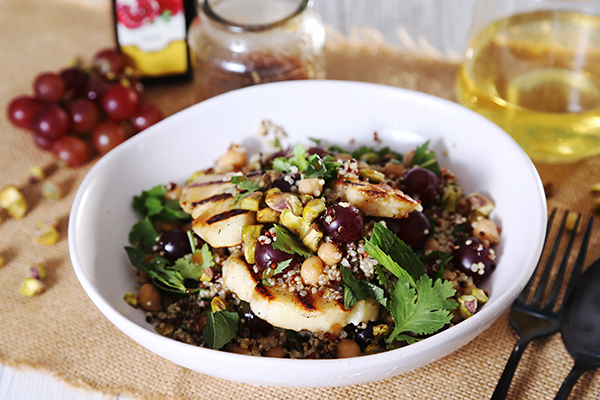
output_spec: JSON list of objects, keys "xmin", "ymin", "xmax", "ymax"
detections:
[{"xmin": 112, "ymin": 0, "xmax": 196, "ymax": 83}]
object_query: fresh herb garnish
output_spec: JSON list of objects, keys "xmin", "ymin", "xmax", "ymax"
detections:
[
  {"xmin": 261, "ymin": 259, "xmax": 292, "ymax": 285},
  {"xmin": 129, "ymin": 185, "xmax": 190, "ymax": 251},
  {"xmin": 410, "ymin": 141, "xmax": 441, "ymax": 177},
  {"xmin": 340, "ymin": 266, "xmax": 370, "ymax": 309},
  {"xmin": 172, "ymin": 243, "xmax": 215, "ymax": 280},
  {"xmin": 365, "ymin": 223, "xmax": 426, "ymax": 280},
  {"xmin": 304, "ymin": 154, "xmax": 340, "ymax": 181},
  {"xmin": 230, "ymin": 175, "xmax": 260, "ymax": 205},
  {"xmin": 203, "ymin": 309, "xmax": 239, "ymax": 350},
  {"xmin": 272, "ymin": 143, "xmax": 309, "ymax": 173},
  {"xmin": 129, "ymin": 216, "xmax": 158, "ymax": 251},
  {"xmin": 386, "ymin": 275, "xmax": 456, "ymax": 344},
  {"xmin": 271, "ymin": 225, "xmax": 313, "ymax": 257},
  {"xmin": 359, "ymin": 223, "xmax": 457, "ymax": 344},
  {"xmin": 132, "ymin": 185, "xmax": 190, "ymax": 221},
  {"xmin": 124, "ymin": 246, "xmax": 199, "ymax": 294},
  {"xmin": 328, "ymin": 145, "xmax": 403, "ymax": 164}
]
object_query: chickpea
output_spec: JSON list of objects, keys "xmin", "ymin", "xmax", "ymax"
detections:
[
  {"xmin": 301, "ymin": 256, "xmax": 324, "ymax": 285},
  {"xmin": 472, "ymin": 218, "xmax": 500, "ymax": 245},
  {"xmin": 216, "ymin": 144, "xmax": 247, "ymax": 172},
  {"xmin": 334, "ymin": 152, "xmax": 353, "ymax": 162},
  {"xmin": 225, "ymin": 343, "xmax": 252, "ymax": 355},
  {"xmin": 317, "ymin": 242, "xmax": 342, "ymax": 266},
  {"xmin": 383, "ymin": 161, "xmax": 406, "ymax": 178},
  {"xmin": 337, "ymin": 339, "xmax": 362, "ymax": 358},
  {"xmin": 424, "ymin": 237, "xmax": 440, "ymax": 252},
  {"xmin": 264, "ymin": 345, "xmax": 286, "ymax": 358},
  {"xmin": 138, "ymin": 283, "xmax": 162, "ymax": 311},
  {"xmin": 297, "ymin": 178, "xmax": 324, "ymax": 197}
]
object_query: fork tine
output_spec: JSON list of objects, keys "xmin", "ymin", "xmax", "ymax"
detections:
[
  {"xmin": 541, "ymin": 212, "xmax": 582, "ymax": 309},
  {"xmin": 563, "ymin": 216, "xmax": 594, "ymax": 300},
  {"xmin": 530, "ymin": 210, "xmax": 569, "ymax": 306},
  {"xmin": 516, "ymin": 208, "xmax": 557, "ymax": 304}
]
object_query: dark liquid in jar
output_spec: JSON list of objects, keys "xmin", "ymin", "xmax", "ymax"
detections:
[{"xmin": 195, "ymin": 51, "xmax": 315, "ymax": 100}]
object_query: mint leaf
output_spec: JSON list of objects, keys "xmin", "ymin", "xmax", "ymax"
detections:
[
  {"xmin": 203, "ymin": 310, "xmax": 239, "ymax": 350},
  {"xmin": 271, "ymin": 225, "xmax": 313, "ymax": 257},
  {"xmin": 129, "ymin": 216, "xmax": 158, "ymax": 251},
  {"xmin": 410, "ymin": 141, "xmax": 441, "ymax": 177},
  {"xmin": 340, "ymin": 266, "xmax": 370, "ymax": 309},
  {"xmin": 364, "ymin": 241, "xmax": 415, "ymax": 285},
  {"xmin": 360, "ymin": 280, "xmax": 388, "ymax": 308},
  {"xmin": 124, "ymin": 246, "xmax": 198, "ymax": 294},
  {"xmin": 366, "ymin": 222, "xmax": 426, "ymax": 280},
  {"xmin": 386, "ymin": 274, "xmax": 456, "ymax": 343}
]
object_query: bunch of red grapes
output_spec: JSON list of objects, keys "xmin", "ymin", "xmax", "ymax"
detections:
[{"xmin": 7, "ymin": 49, "xmax": 163, "ymax": 167}]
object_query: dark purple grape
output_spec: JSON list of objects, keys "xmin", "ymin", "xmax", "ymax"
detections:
[
  {"xmin": 156, "ymin": 229, "xmax": 192, "ymax": 262},
  {"xmin": 84, "ymin": 75, "xmax": 109, "ymax": 101},
  {"xmin": 307, "ymin": 146, "xmax": 328, "ymax": 158},
  {"xmin": 320, "ymin": 203, "xmax": 364, "ymax": 244},
  {"xmin": 353, "ymin": 321, "xmax": 376, "ymax": 351},
  {"xmin": 254, "ymin": 241, "xmax": 298, "ymax": 273},
  {"xmin": 272, "ymin": 173, "xmax": 297, "ymax": 192},
  {"xmin": 386, "ymin": 211, "xmax": 431, "ymax": 248},
  {"xmin": 402, "ymin": 167, "xmax": 441, "ymax": 203},
  {"xmin": 60, "ymin": 67, "xmax": 88, "ymax": 95},
  {"xmin": 239, "ymin": 302, "xmax": 272, "ymax": 334},
  {"xmin": 452, "ymin": 237, "xmax": 494, "ymax": 280}
]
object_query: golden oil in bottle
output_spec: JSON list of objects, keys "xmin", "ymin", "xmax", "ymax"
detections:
[{"xmin": 456, "ymin": 10, "xmax": 600, "ymax": 163}]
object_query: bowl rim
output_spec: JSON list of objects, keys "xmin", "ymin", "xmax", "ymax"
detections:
[{"xmin": 68, "ymin": 80, "xmax": 548, "ymax": 386}]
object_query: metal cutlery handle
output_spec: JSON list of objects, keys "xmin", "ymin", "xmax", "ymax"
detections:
[{"xmin": 490, "ymin": 337, "xmax": 533, "ymax": 399}]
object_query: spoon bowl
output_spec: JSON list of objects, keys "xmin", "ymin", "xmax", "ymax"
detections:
[{"xmin": 555, "ymin": 258, "xmax": 600, "ymax": 399}]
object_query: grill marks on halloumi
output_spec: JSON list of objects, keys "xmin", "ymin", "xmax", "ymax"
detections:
[
  {"xmin": 331, "ymin": 177, "xmax": 422, "ymax": 218},
  {"xmin": 222, "ymin": 255, "xmax": 380, "ymax": 332},
  {"xmin": 180, "ymin": 173, "xmax": 256, "ymax": 248}
]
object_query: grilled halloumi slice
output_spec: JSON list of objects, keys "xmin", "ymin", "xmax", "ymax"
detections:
[
  {"xmin": 191, "ymin": 195, "xmax": 256, "ymax": 248},
  {"xmin": 179, "ymin": 173, "xmax": 236, "ymax": 216},
  {"xmin": 331, "ymin": 177, "xmax": 422, "ymax": 218},
  {"xmin": 222, "ymin": 255, "xmax": 380, "ymax": 332}
]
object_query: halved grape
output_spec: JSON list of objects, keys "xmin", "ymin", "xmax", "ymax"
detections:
[
  {"xmin": 402, "ymin": 167, "xmax": 441, "ymax": 203},
  {"xmin": 320, "ymin": 203, "xmax": 364, "ymax": 243},
  {"xmin": 452, "ymin": 237, "xmax": 494, "ymax": 280},
  {"xmin": 386, "ymin": 211, "xmax": 431, "ymax": 248},
  {"xmin": 254, "ymin": 242, "xmax": 299, "ymax": 273},
  {"xmin": 156, "ymin": 229, "xmax": 192, "ymax": 263}
]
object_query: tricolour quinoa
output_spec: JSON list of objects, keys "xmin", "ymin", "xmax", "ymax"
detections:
[{"xmin": 124, "ymin": 121, "xmax": 500, "ymax": 359}]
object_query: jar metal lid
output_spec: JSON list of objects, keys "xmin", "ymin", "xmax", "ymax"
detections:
[{"xmin": 199, "ymin": 0, "xmax": 311, "ymax": 33}]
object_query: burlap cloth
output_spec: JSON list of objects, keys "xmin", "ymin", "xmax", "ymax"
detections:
[{"xmin": 1, "ymin": 0, "xmax": 599, "ymax": 399}]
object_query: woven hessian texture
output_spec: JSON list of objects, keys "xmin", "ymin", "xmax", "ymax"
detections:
[{"xmin": 0, "ymin": 0, "xmax": 599, "ymax": 399}]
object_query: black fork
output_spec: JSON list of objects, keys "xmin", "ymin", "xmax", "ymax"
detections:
[{"xmin": 490, "ymin": 209, "xmax": 594, "ymax": 399}]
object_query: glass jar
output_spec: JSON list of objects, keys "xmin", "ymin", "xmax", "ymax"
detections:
[{"xmin": 189, "ymin": 0, "xmax": 326, "ymax": 100}]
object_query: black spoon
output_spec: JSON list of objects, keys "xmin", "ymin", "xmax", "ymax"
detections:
[{"xmin": 554, "ymin": 258, "xmax": 600, "ymax": 399}]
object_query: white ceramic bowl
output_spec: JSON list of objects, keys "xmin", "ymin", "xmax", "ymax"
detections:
[{"xmin": 69, "ymin": 80, "xmax": 547, "ymax": 387}]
